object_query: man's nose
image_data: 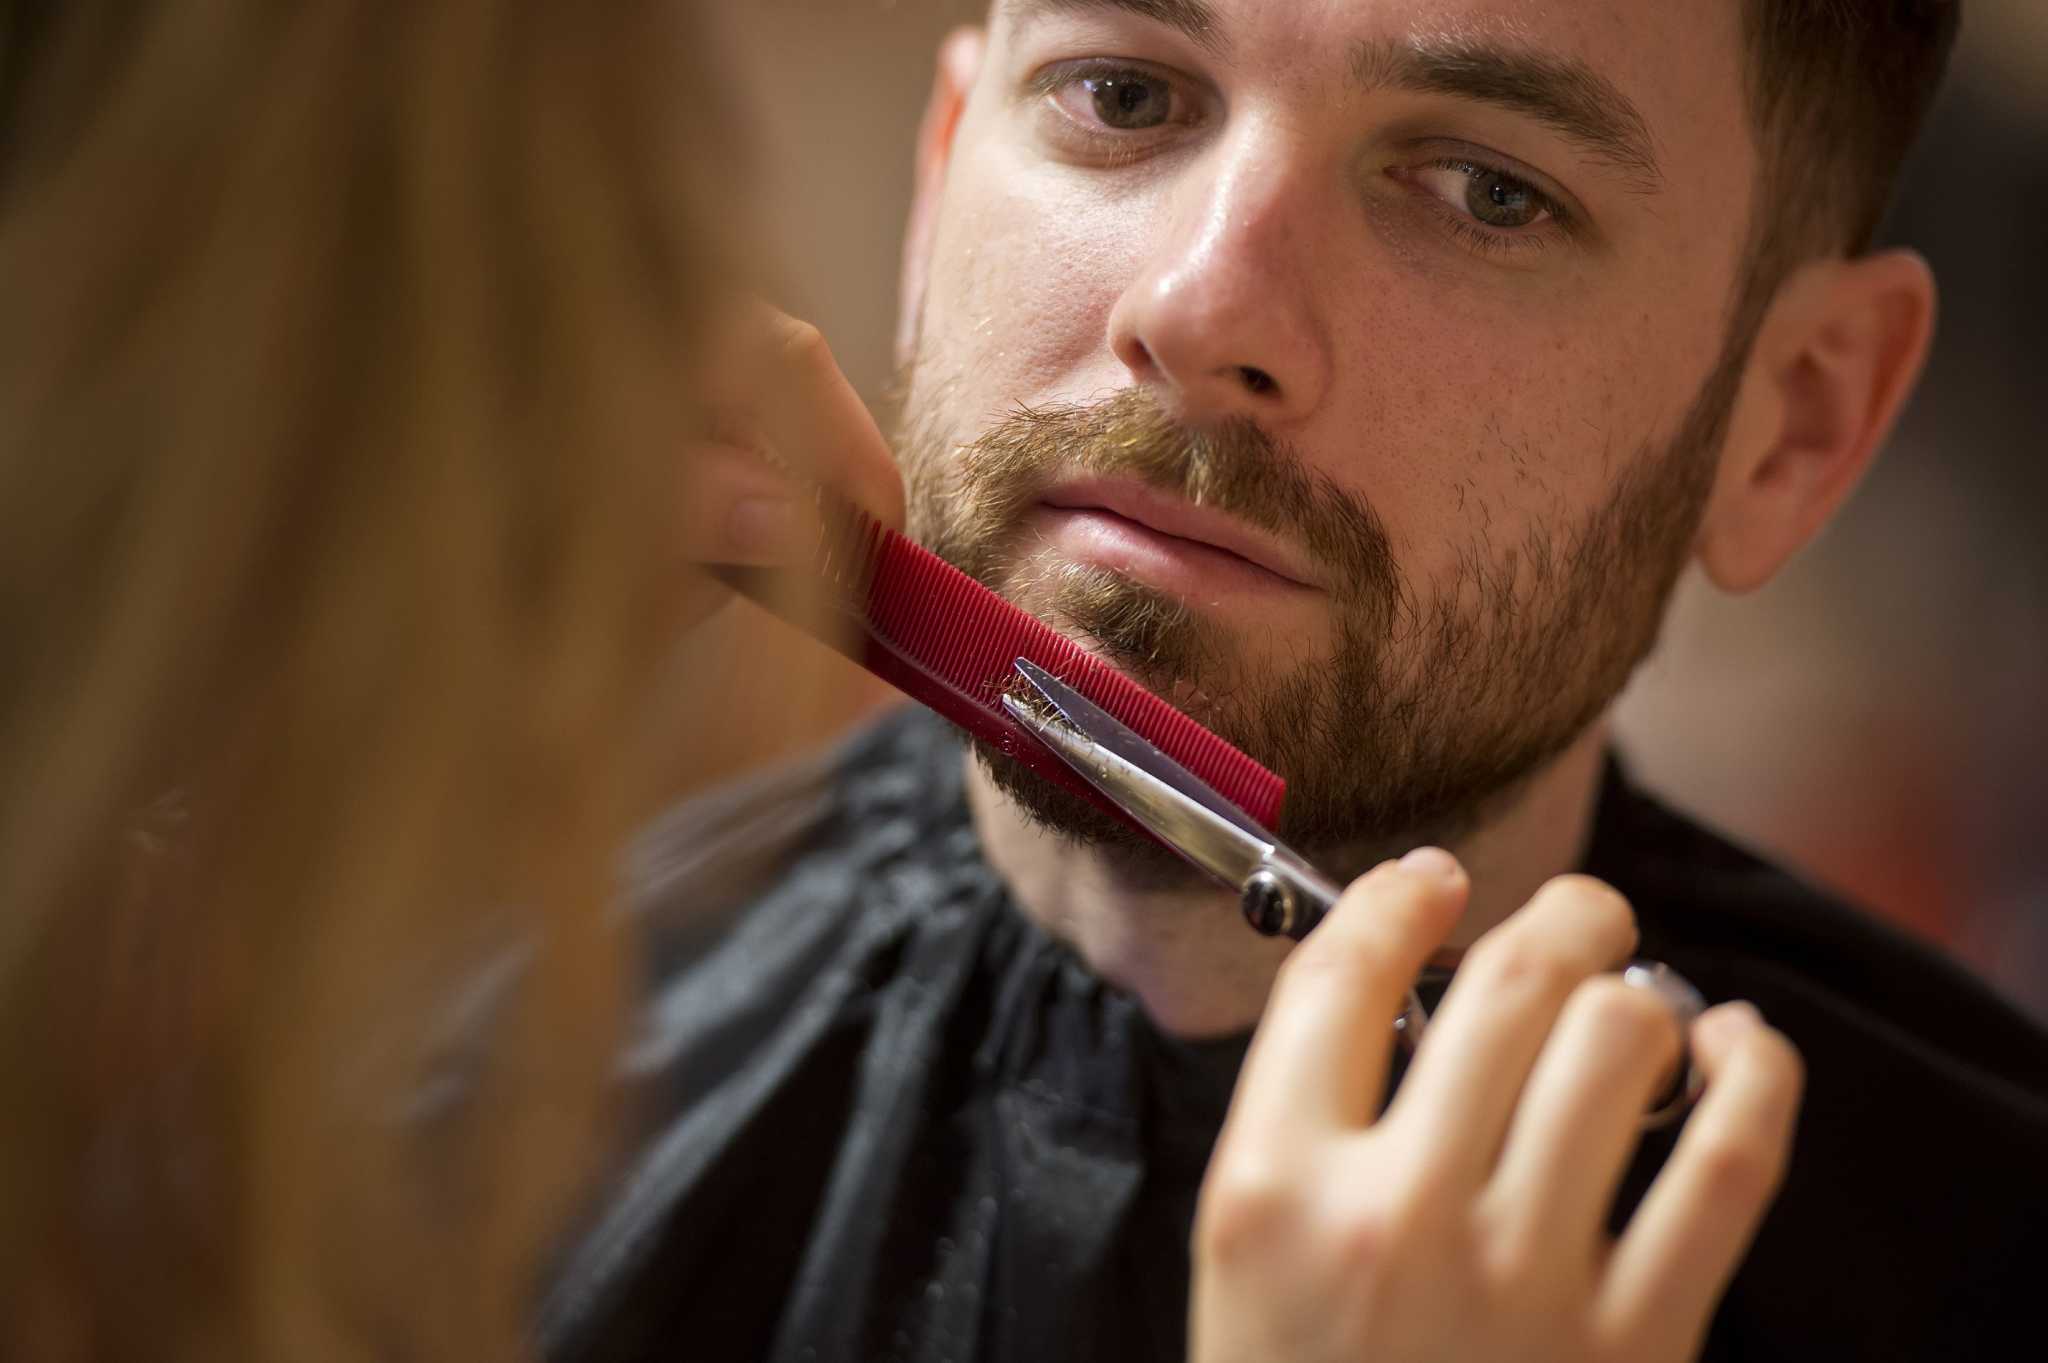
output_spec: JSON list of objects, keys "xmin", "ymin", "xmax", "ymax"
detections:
[{"xmin": 1107, "ymin": 140, "xmax": 1332, "ymax": 427}]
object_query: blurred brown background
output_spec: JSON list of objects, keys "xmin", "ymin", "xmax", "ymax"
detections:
[{"xmin": 683, "ymin": 0, "xmax": 2047, "ymax": 1021}]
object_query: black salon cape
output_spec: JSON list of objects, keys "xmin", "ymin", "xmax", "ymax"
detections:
[{"xmin": 541, "ymin": 709, "xmax": 2048, "ymax": 1363}]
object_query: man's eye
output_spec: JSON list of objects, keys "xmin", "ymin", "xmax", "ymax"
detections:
[
  {"xmin": 1050, "ymin": 67, "xmax": 1181, "ymax": 133},
  {"xmin": 1412, "ymin": 160, "xmax": 1558, "ymax": 231}
]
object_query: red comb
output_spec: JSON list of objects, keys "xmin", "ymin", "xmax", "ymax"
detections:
[{"xmin": 724, "ymin": 493, "xmax": 1287, "ymax": 833}]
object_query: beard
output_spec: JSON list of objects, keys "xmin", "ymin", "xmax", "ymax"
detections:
[{"xmin": 896, "ymin": 337, "xmax": 1744, "ymax": 880}]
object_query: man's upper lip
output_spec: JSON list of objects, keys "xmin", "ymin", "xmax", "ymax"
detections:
[{"xmin": 1037, "ymin": 479, "xmax": 1320, "ymax": 588}]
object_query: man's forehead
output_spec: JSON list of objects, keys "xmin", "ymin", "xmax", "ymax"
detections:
[
  {"xmin": 991, "ymin": 0, "xmax": 1726, "ymax": 61},
  {"xmin": 996, "ymin": 0, "xmax": 1228, "ymax": 53}
]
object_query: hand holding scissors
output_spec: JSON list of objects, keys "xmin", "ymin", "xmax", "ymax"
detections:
[
  {"xmin": 1005, "ymin": 657, "xmax": 1705, "ymax": 1127},
  {"xmin": 1005, "ymin": 658, "xmax": 1805, "ymax": 1363}
]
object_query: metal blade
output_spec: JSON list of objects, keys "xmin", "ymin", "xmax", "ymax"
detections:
[
  {"xmin": 1009, "ymin": 658, "xmax": 1276, "ymax": 844},
  {"xmin": 1001, "ymin": 690, "xmax": 1272, "ymax": 892}
]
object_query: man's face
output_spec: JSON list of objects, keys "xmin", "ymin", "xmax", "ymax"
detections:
[{"xmin": 899, "ymin": 0, "xmax": 1759, "ymax": 862}]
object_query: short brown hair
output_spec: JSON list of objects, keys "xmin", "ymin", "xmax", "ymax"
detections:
[{"xmin": 1736, "ymin": 0, "xmax": 1962, "ymax": 311}]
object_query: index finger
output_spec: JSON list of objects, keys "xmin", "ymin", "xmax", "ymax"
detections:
[
  {"xmin": 1225, "ymin": 849, "xmax": 1468, "ymax": 1144},
  {"xmin": 747, "ymin": 312, "xmax": 906, "ymax": 533}
]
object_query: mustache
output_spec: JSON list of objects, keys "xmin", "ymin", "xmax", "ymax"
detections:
[{"xmin": 948, "ymin": 389, "xmax": 1398, "ymax": 602}]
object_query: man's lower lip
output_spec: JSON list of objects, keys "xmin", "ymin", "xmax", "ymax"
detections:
[{"xmin": 1029, "ymin": 506, "xmax": 1312, "ymax": 595}]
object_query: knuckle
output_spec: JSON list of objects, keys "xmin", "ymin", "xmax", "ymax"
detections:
[
  {"xmin": 1273, "ymin": 928, "xmax": 1369, "ymax": 998},
  {"xmin": 1473, "ymin": 1217, "xmax": 1541, "ymax": 1291},
  {"xmin": 1574, "ymin": 978, "xmax": 1682, "ymax": 1061},
  {"xmin": 1324, "ymin": 1203, "xmax": 1397, "ymax": 1275},
  {"xmin": 1753, "ymin": 1026, "xmax": 1807, "ymax": 1092},
  {"xmin": 1531, "ymin": 871, "xmax": 1612, "ymax": 906},
  {"xmin": 1467, "ymin": 933, "xmax": 1580, "ymax": 1002},
  {"xmin": 1691, "ymin": 1132, "xmax": 1786, "ymax": 1203},
  {"xmin": 1383, "ymin": 1169, "xmax": 1461, "ymax": 1254},
  {"xmin": 1194, "ymin": 1157, "xmax": 1300, "ymax": 1266},
  {"xmin": 1533, "ymin": 873, "xmax": 1637, "ymax": 940},
  {"xmin": 1274, "ymin": 927, "xmax": 1338, "ymax": 980},
  {"xmin": 1740, "ymin": 1027, "xmax": 1808, "ymax": 1118},
  {"xmin": 1470, "ymin": 1201, "xmax": 1570, "ymax": 1305},
  {"xmin": 1327, "ymin": 859, "xmax": 1400, "ymax": 919},
  {"xmin": 774, "ymin": 318, "xmax": 832, "ymax": 371}
]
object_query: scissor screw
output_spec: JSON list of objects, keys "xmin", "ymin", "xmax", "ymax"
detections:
[{"xmin": 1241, "ymin": 869, "xmax": 1296, "ymax": 937}]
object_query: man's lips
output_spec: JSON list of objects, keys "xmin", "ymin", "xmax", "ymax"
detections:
[{"xmin": 1032, "ymin": 479, "xmax": 1321, "ymax": 593}]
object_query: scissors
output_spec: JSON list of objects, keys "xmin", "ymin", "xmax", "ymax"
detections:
[{"xmin": 1003, "ymin": 656, "xmax": 1705, "ymax": 1128}]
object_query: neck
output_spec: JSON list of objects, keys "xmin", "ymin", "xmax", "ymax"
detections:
[{"xmin": 966, "ymin": 721, "xmax": 1613, "ymax": 1039}]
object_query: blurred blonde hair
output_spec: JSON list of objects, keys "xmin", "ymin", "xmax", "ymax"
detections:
[{"xmin": 0, "ymin": 1, "xmax": 748, "ymax": 1356}]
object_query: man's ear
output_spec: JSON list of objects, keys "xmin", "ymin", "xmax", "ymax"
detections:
[
  {"xmin": 1695, "ymin": 249, "xmax": 1936, "ymax": 594},
  {"xmin": 896, "ymin": 27, "xmax": 987, "ymax": 367}
]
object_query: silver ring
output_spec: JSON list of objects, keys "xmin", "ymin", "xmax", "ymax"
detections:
[{"xmin": 1622, "ymin": 960, "xmax": 1707, "ymax": 1130}]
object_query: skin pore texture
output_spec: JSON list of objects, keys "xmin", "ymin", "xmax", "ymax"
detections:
[{"xmin": 893, "ymin": 0, "xmax": 1934, "ymax": 1037}]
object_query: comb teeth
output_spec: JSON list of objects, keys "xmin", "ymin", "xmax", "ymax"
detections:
[{"xmin": 856, "ymin": 523, "xmax": 1286, "ymax": 831}]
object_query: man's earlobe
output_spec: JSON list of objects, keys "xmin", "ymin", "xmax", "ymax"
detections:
[
  {"xmin": 1697, "ymin": 249, "xmax": 1937, "ymax": 594},
  {"xmin": 897, "ymin": 27, "xmax": 987, "ymax": 367}
]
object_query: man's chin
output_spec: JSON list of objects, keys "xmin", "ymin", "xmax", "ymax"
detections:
[
  {"xmin": 967, "ymin": 738, "xmax": 1210, "ymax": 883},
  {"xmin": 968, "ymin": 736, "xmax": 1151, "ymax": 852}
]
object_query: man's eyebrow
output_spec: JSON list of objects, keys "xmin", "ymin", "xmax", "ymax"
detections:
[
  {"xmin": 997, "ymin": 0, "xmax": 1229, "ymax": 58},
  {"xmin": 1351, "ymin": 35, "xmax": 1662, "ymax": 195}
]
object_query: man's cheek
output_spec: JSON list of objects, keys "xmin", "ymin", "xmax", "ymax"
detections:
[
  {"xmin": 1362, "ymin": 348, "xmax": 1589, "ymax": 535},
  {"xmin": 938, "ymin": 175, "xmax": 1141, "ymax": 394}
]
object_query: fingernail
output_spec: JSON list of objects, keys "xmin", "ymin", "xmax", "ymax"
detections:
[
  {"xmin": 727, "ymin": 497, "xmax": 796, "ymax": 553},
  {"xmin": 1399, "ymin": 846, "xmax": 1460, "ymax": 879}
]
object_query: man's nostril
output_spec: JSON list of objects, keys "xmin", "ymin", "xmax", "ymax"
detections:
[{"xmin": 1239, "ymin": 366, "xmax": 1277, "ymax": 396}]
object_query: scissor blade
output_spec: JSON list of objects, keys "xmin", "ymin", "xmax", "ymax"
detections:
[
  {"xmin": 1001, "ymin": 689, "xmax": 1272, "ymax": 892},
  {"xmin": 1009, "ymin": 658, "xmax": 1276, "ymax": 845}
]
